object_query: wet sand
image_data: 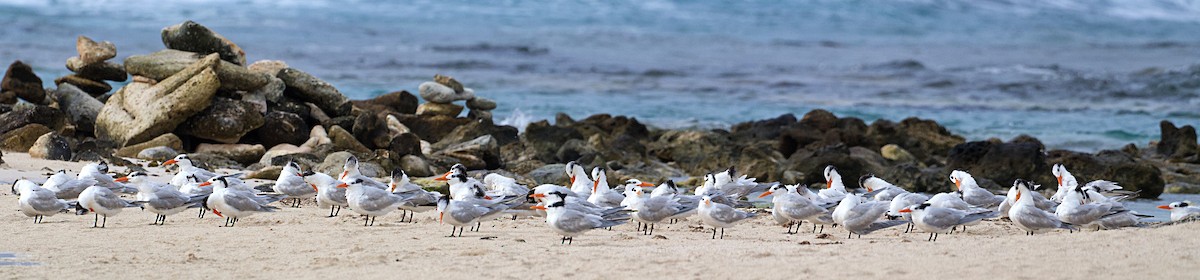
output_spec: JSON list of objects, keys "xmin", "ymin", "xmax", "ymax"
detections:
[{"xmin": 1, "ymin": 153, "xmax": 1196, "ymax": 279}]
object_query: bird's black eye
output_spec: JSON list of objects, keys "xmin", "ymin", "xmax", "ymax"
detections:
[
  {"xmin": 1180, "ymin": 202, "xmax": 1189, "ymax": 207},
  {"xmin": 354, "ymin": 179, "xmax": 364, "ymax": 184}
]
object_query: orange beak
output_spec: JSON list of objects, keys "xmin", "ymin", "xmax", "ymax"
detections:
[
  {"xmin": 704, "ymin": 199, "xmax": 711, "ymax": 206},
  {"xmin": 1015, "ymin": 190, "xmax": 1022, "ymax": 202},
  {"xmin": 1158, "ymin": 205, "xmax": 1172, "ymax": 210},
  {"xmin": 310, "ymin": 183, "xmax": 318, "ymax": 192},
  {"xmin": 114, "ymin": 177, "xmax": 129, "ymax": 183},
  {"xmin": 757, "ymin": 191, "xmax": 774, "ymax": 198},
  {"xmin": 531, "ymin": 205, "xmax": 547, "ymax": 210},
  {"xmin": 434, "ymin": 171, "xmax": 451, "ymax": 181},
  {"xmin": 954, "ymin": 178, "xmax": 962, "ymax": 191},
  {"xmin": 340, "ymin": 171, "xmax": 348, "ymax": 180},
  {"xmin": 1056, "ymin": 176, "xmax": 1063, "ymax": 187},
  {"xmin": 163, "ymin": 159, "xmax": 177, "ymax": 165},
  {"xmin": 438, "ymin": 212, "xmax": 444, "ymax": 224},
  {"xmin": 593, "ymin": 179, "xmax": 599, "ymax": 193},
  {"xmin": 826, "ymin": 179, "xmax": 832, "ymax": 189},
  {"xmin": 529, "ymin": 193, "xmax": 545, "ymax": 198},
  {"xmin": 570, "ymin": 175, "xmax": 576, "ymax": 185},
  {"xmin": 212, "ymin": 209, "xmax": 224, "ymax": 217},
  {"xmin": 198, "ymin": 182, "xmax": 212, "ymax": 187},
  {"xmin": 336, "ymin": 183, "xmax": 348, "ymax": 189},
  {"xmin": 637, "ymin": 182, "xmax": 654, "ymax": 187},
  {"xmin": 898, "ymin": 208, "xmax": 912, "ymax": 213},
  {"xmin": 389, "ymin": 183, "xmax": 396, "ymax": 193}
]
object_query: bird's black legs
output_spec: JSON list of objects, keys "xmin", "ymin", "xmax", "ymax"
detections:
[{"xmin": 92, "ymin": 213, "xmax": 99, "ymax": 228}]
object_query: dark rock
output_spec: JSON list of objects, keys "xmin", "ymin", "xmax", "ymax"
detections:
[
  {"xmin": 50, "ymin": 84, "xmax": 104, "ymax": 134},
  {"xmin": 270, "ymin": 97, "xmax": 312, "ymax": 120},
  {"xmin": 267, "ymin": 152, "xmax": 323, "ymax": 169},
  {"xmin": 783, "ymin": 144, "xmax": 870, "ymax": 188},
  {"xmin": 433, "ymin": 119, "xmax": 519, "ymax": 150},
  {"xmin": 866, "ymin": 117, "xmax": 965, "ymax": 162},
  {"xmin": 0, "ymin": 91, "xmax": 15, "ymax": 105},
  {"xmin": 398, "ymin": 155, "xmax": 433, "ymax": 177},
  {"xmin": 176, "ymin": 97, "xmax": 265, "ymax": 143},
  {"xmin": 1, "ymin": 124, "xmax": 51, "ymax": 152},
  {"xmin": 352, "ymin": 113, "xmax": 391, "ymax": 149},
  {"xmin": 520, "ymin": 120, "xmax": 584, "ymax": 163},
  {"xmin": 2, "ymin": 61, "xmax": 47, "ymax": 104},
  {"xmin": 465, "ymin": 97, "xmax": 497, "ymax": 110},
  {"xmin": 323, "ymin": 116, "xmax": 357, "ymax": 132},
  {"xmin": 161, "ymin": 20, "xmax": 247, "ymax": 65},
  {"xmin": 351, "ymin": 90, "xmax": 418, "ymax": 116},
  {"xmin": 187, "ymin": 152, "xmax": 243, "ymax": 169},
  {"xmin": 731, "ymin": 113, "xmax": 797, "ymax": 142},
  {"xmin": 124, "ymin": 49, "xmax": 268, "ymax": 92},
  {"xmin": 467, "ymin": 109, "xmax": 492, "ymax": 121},
  {"xmin": 71, "ymin": 61, "xmax": 127, "ymax": 82},
  {"xmin": 434, "ymin": 74, "xmax": 465, "ymax": 94},
  {"xmin": 245, "ymin": 165, "xmax": 283, "ymax": 180},
  {"xmin": 416, "ymin": 102, "xmax": 464, "ymax": 117},
  {"xmin": 277, "ymin": 68, "xmax": 351, "ymax": 117},
  {"xmin": 389, "ymin": 132, "xmax": 423, "ymax": 158},
  {"xmin": 1158, "ymin": 121, "xmax": 1198, "ymax": 163},
  {"xmin": 878, "ymin": 163, "xmax": 950, "ymax": 193},
  {"xmin": 251, "ymin": 111, "xmax": 309, "ymax": 148},
  {"xmin": 0, "ymin": 104, "xmax": 68, "ymax": 136},
  {"xmin": 195, "ymin": 143, "xmax": 265, "ymax": 165},
  {"xmin": 28, "ymin": 132, "xmax": 72, "ymax": 160},
  {"xmin": 54, "ymin": 75, "xmax": 111, "ymax": 96},
  {"xmin": 947, "ymin": 137, "xmax": 1051, "ymax": 190},
  {"xmin": 394, "ymin": 114, "xmax": 472, "ymax": 143},
  {"xmin": 527, "ymin": 163, "xmax": 568, "ymax": 185},
  {"xmin": 115, "ymin": 133, "xmax": 183, "ymax": 158},
  {"xmin": 1047, "ymin": 149, "xmax": 1165, "ymax": 198},
  {"xmin": 328, "ymin": 125, "xmax": 370, "ymax": 153},
  {"xmin": 556, "ymin": 139, "xmax": 597, "ymax": 163},
  {"xmin": 75, "ymin": 36, "xmax": 117, "ymax": 64}
]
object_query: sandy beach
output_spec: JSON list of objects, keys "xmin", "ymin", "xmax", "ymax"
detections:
[{"xmin": 1, "ymin": 153, "xmax": 1195, "ymax": 280}]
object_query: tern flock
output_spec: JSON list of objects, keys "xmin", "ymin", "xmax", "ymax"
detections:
[{"xmin": 11, "ymin": 154, "xmax": 1200, "ymax": 244}]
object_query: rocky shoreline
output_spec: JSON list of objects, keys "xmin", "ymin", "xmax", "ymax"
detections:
[{"xmin": 1, "ymin": 20, "xmax": 1198, "ymax": 197}]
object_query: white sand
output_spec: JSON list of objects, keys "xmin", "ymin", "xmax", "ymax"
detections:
[{"xmin": 1, "ymin": 153, "xmax": 1196, "ymax": 279}]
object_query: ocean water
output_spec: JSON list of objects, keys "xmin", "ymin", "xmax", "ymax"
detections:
[{"xmin": 2, "ymin": 0, "xmax": 1199, "ymax": 151}]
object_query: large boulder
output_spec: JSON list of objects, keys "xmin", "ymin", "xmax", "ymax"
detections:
[
  {"xmin": 782, "ymin": 144, "xmax": 871, "ymax": 188},
  {"xmin": 389, "ymin": 132, "xmax": 423, "ymax": 158},
  {"xmin": 433, "ymin": 135, "xmax": 501, "ymax": 170},
  {"xmin": 433, "ymin": 119, "xmax": 519, "ymax": 150},
  {"xmin": 115, "ymin": 133, "xmax": 183, "ymax": 158},
  {"xmin": 1158, "ymin": 121, "xmax": 1198, "ymax": 163},
  {"xmin": 327, "ymin": 125, "xmax": 370, "ymax": 153},
  {"xmin": 96, "ymin": 54, "xmax": 220, "ymax": 146},
  {"xmin": 71, "ymin": 61, "xmax": 127, "ymax": 82},
  {"xmin": 415, "ymin": 102, "xmax": 464, "ymax": 117},
  {"xmin": 251, "ymin": 111, "xmax": 309, "ymax": 148},
  {"xmin": 527, "ymin": 163, "xmax": 568, "ymax": 185},
  {"xmin": 277, "ymin": 68, "xmax": 351, "ymax": 117},
  {"xmin": 418, "ymin": 81, "xmax": 474, "ymax": 103},
  {"xmin": 195, "ymin": 143, "xmax": 265, "ymax": 165},
  {"xmin": 50, "ymin": 84, "xmax": 104, "ymax": 134},
  {"xmin": 730, "ymin": 113, "xmax": 797, "ymax": 142},
  {"xmin": 0, "ymin": 104, "xmax": 67, "ymax": 135},
  {"xmin": 352, "ymin": 112, "xmax": 392, "ymax": 149},
  {"xmin": 352, "ymin": 90, "xmax": 418, "ymax": 116},
  {"xmin": 175, "ymin": 97, "xmax": 265, "ymax": 143},
  {"xmin": 28, "ymin": 132, "xmax": 72, "ymax": 160},
  {"xmin": 520, "ymin": 120, "xmax": 584, "ymax": 163},
  {"xmin": 315, "ymin": 151, "xmax": 384, "ymax": 178},
  {"xmin": 2, "ymin": 60, "xmax": 47, "ymax": 104},
  {"xmin": 867, "ymin": 117, "xmax": 965, "ymax": 162},
  {"xmin": 394, "ymin": 114, "xmax": 472, "ymax": 143},
  {"xmin": 1047, "ymin": 150, "xmax": 1165, "ymax": 198},
  {"xmin": 1, "ymin": 124, "xmax": 51, "ymax": 152},
  {"xmin": 946, "ymin": 137, "xmax": 1051, "ymax": 190},
  {"xmin": 124, "ymin": 49, "xmax": 268, "ymax": 92},
  {"xmin": 161, "ymin": 20, "xmax": 246, "ymax": 65}
]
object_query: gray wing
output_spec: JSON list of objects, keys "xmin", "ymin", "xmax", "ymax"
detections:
[
  {"xmin": 55, "ymin": 179, "xmax": 96, "ymax": 199},
  {"xmin": 921, "ymin": 208, "xmax": 970, "ymax": 229},
  {"xmin": 29, "ymin": 190, "xmax": 69, "ymax": 212},
  {"xmin": 709, "ymin": 203, "xmax": 754, "ymax": 224},
  {"xmin": 857, "ymin": 220, "xmax": 909, "ymax": 234},
  {"xmin": 846, "ymin": 201, "xmax": 889, "ymax": 226},
  {"xmin": 1016, "ymin": 207, "xmax": 1067, "ymax": 229},
  {"xmin": 224, "ymin": 192, "xmax": 274, "ymax": 212},
  {"xmin": 148, "ymin": 188, "xmax": 191, "ymax": 210},
  {"xmin": 95, "ymin": 188, "xmax": 135, "ymax": 209},
  {"xmin": 397, "ymin": 190, "xmax": 439, "ymax": 206},
  {"xmin": 779, "ymin": 197, "xmax": 827, "ymax": 220},
  {"xmin": 275, "ymin": 176, "xmax": 314, "ymax": 196},
  {"xmin": 355, "ymin": 189, "xmax": 404, "ymax": 212},
  {"xmin": 554, "ymin": 211, "xmax": 605, "ymax": 233}
]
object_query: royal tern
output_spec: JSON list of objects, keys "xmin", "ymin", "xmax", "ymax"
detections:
[
  {"xmin": 303, "ymin": 171, "xmax": 347, "ymax": 217},
  {"xmin": 78, "ymin": 161, "xmax": 135, "ymax": 194},
  {"xmin": 1052, "ymin": 164, "xmax": 1137, "ymax": 203},
  {"xmin": 819, "ymin": 166, "xmax": 849, "ymax": 201},
  {"xmin": 949, "ymin": 170, "xmax": 1004, "ymax": 209},
  {"xmin": 532, "ymin": 191, "xmax": 629, "ymax": 244},
  {"xmin": 203, "ymin": 176, "xmax": 283, "ymax": 227},
  {"xmin": 997, "ymin": 180, "xmax": 1056, "ymax": 219},
  {"xmin": 177, "ymin": 174, "xmax": 213, "ymax": 218},
  {"xmin": 859, "ymin": 174, "xmax": 909, "ymax": 201},
  {"xmin": 698, "ymin": 195, "xmax": 757, "ymax": 239},
  {"xmin": 885, "ymin": 192, "xmax": 930, "ymax": 233},
  {"xmin": 1158, "ymin": 201, "xmax": 1200, "ymax": 223},
  {"xmin": 587, "ymin": 167, "xmax": 625, "ymax": 208},
  {"xmin": 648, "ymin": 179, "xmax": 680, "ymax": 198},
  {"xmin": 1057, "ymin": 185, "xmax": 1144, "ymax": 230},
  {"xmin": 436, "ymin": 195, "xmax": 517, "ymax": 237},
  {"xmin": 900, "ymin": 203, "xmax": 997, "ymax": 241},
  {"xmin": 272, "ymin": 162, "xmax": 317, "ymax": 208},
  {"xmin": 1009, "ymin": 179, "xmax": 1076, "ymax": 235},
  {"xmin": 77, "ymin": 185, "xmax": 144, "ymax": 228},
  {"xmin": 164, "ymin": 154, "xmax": 216, "ymax": 188},
  {"xmin": 119, "ymin": 172, "xmax": 206, "ymax": 225},
  {"xmin": 711, "ymin": 166, "xmax": 763, "ymax": 199},
  {"xmin": 389, "ymin": 170, "xmax": 442, "ymax": 222},
  {"xmin": 14, "ymin": 180, "xmax": 73, "ymax": 223},
  {"xmin": 340, "ymin": 156, "xmax": 388, "ymax": 189},
  {"xmin": 483, "ymin": 173, "xmax": 530, "ymax": 197},
  {"xmin": 40, "ymin": 170, "xmax": 96, "ymax": 199},
  {"xmin": 622, "ymin": 185, "xmax": 696, "ymax": 235},
  {"xmin": 565, "ymin": 161, "xmax": 594, "ymax": 197},
  {"xmin": 832, "ymin": 194, "xmax": 908, "ymax": 238},
  {"xmin": 759, "ymin": 184, "xmax": 835, "ymax": 234},
  {"xmin": 340, "ymin": 178, "xmax": 410, "ymax": 226}
]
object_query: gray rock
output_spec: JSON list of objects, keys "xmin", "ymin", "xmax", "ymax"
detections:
[
  {"xmin": 467, "ymin": 109, "xmax": 492, "ymax": 121},
  {"xmin": 351, "ymin": 90, "xmax": 418, "ymax": 116},
  {"xmin": 1158, "ymin": 120, "xmax": 1198, "ymax": 163},
  {"xmin": 277, "ymin": 68, "xmax": 351, "ymax": 117},
  {"xmin": 245, "ymin": 165, "xmax": 283, "ymax": 180},
  {"xmin": 390, "ymin": 132, "xmax": 423, "ymax": 158},
  {"xmin": 880, "ymin": 144, "xmax": 917, "ymax": 163},
  {"xmin": 434, "ymin": 135, "xmax": 501, "ymax": 170},
  {"xmin": 136, "ymin": 146, "xmax": 179, "ymax": 161},
  {"xmin": 51, "ymin": 84, "xmax": 104, "ymax": 133},
  {"xmin": 28, "ymin": 132, "xmax": 72, "ymax": 160},
  {"xmin": 124, "ymin": 49, "xmax": 269, "ymax": 92},
  {"xmin": 416, "ymin": 102, "xmax": 464, "ymax": 117},
  {"xmin": 176, "ymin": 97, "xmax": 265, "ymax": 143},
  {"xmin": 53, "ymin": 75, "xmax": 111, "ymax": 96},
  {"xmin": 115, "ymin": 133, "xmax": 183, "ymax": 158},
  {"xmin": 434, "ymin": 74, "xmax": 465, "ymax": 94},
  {"xmin": 72, "ymin": 61, "xmax": 127, "ymax": 82},
  {"xmin": 328, "ymin": 125, "xmax": 370, "ymax": 153},
  {"xmin": 0, "ymin": 104, "xmax": 68, "ymax": 136},
  {"xmin": 76, "ymin": 36, "xmax": 117, "ymax": 64},
  {"xmin": 466, "ymin": 97, "xmax": 497, "ymax": 110},
  {"xmin": 248, "ymin": 60, "xmax": 288, "ymax": 76},
  {"xmin": 399, "ymin": 155, "xmax": 433, "ymax": 177},
  {"xmin": 195, "ymin": 143, "xmax": 265, "ymax": 165},
  {"xmin": 96, "ymin": 54, "xmax": 221, "ymax": 146},
  {"xmin": 527, "ymin": 163, "xmax": 568, "ymax": 185},
  {"xmin": 161, "ymin": 20, "xmax": 246, "ymax": 65},
  {"xmin": 418, "ymin": 82, "xmax": 474, "ymax": 103},
  {"xmin": 254, "ymin": 76, "xmax": 285, "ymax": 103},
  {"xmin": 2, "ymin": 61, "xmax": 47, "ymax": 104},
  {"xmin": 316, "ymin": 151, "xmax": 384, "ymax": 178}
]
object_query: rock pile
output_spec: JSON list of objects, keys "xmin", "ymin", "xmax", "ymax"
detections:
[{"xmin": 59, "ymin": 36, "xmax": 127, "ymax": 97}]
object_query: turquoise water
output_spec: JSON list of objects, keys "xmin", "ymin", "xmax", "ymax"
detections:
[{"xmin": 2, "ymin": 0, "xmax": 1199, "ymax": 151}]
